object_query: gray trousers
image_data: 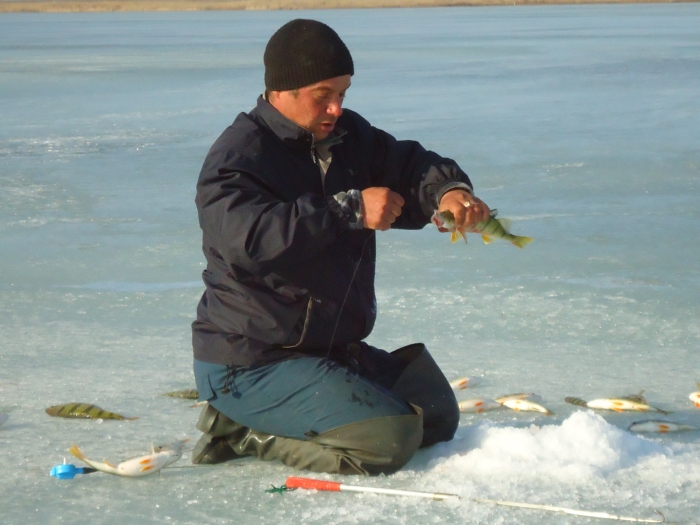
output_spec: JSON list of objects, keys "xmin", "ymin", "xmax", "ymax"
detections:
[{"xmin": 193, "ymin": 343, "xmax": 459, "ymax": 475}]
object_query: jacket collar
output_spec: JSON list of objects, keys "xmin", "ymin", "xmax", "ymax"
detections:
[
  {"xmin": 252, "ymin": 95, "xmax": 346, "ymax": 150},
  {"xmin": 253, "ymin": 95, "xmax": 314, "ymax": 150}
]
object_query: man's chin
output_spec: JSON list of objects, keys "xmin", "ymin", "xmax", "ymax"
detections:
[{"xmin": 313, "ymin": 124, "xmax": 336, "ymax": 141}]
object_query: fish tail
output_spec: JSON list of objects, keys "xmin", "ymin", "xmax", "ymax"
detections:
[
  {"xmin": 511, "ymin": 236, "xmax": 534, "ymax": 249},
  {"xmin": 565, "ymin": 397, "xmax": 588, "ymax": 407},
  {"xmin": 68, "ymin": 444, "xmax": 87, "ymax": 461}
]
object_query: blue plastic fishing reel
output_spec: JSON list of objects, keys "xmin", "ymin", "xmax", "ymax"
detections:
[{"xmin": 50, "ymin": 460, "xmax": 97, "ymax": 480}]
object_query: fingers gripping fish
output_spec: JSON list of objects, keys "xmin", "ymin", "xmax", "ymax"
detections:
[
  {"xmin": 68, "ymin": 439, "xmax": 188, "ymax": 477},
  {"xmin": 431, "ymin": 207, "xmax": 533, "ymax": 248}
]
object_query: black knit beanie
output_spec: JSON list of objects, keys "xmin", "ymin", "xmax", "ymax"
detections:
[{"xmin": 264, "ymin": 19, "xmax": 354, "ymax": 91}]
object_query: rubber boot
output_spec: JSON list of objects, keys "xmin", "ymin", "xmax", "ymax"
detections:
[
  {"xmin": 227, "ymin": 406, "xmax": 423, "ymax": 475},
  {"xmin": 389, "ymin": 343, "xmax": 459, "ymax": 448},
  {"xmin": 191, "ymin": 404, "xmax": 246, "ymax": 465}
]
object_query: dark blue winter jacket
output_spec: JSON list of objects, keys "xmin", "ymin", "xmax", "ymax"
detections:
[{"xmin": 193, "ymin": 96, "xmax": 472, "ymax": 366}]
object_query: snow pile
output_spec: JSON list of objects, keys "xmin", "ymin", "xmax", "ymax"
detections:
[{"xmin": 423, "ymin": 411, "xmax": 671, "ymax": 486}]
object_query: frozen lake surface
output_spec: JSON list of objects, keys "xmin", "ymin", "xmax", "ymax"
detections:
[{"xmin": 1, "ymin": 4, "xmax": 699, "ymax": 524}]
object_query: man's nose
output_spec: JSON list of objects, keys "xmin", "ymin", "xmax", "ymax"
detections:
[{"xmin": 327, "ymin": 100, "xmax": 343, "ymax": 117}]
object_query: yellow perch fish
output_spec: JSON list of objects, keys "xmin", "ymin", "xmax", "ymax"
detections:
[
  {"xmin": 431, "ymin": 208, "xmax": 533, "ymax": 248},
  {"xmin": 458, "ymin": 398, "xmax": 502, "ymax": 413},
  {"xmin": 689, "ymin": 383, "xmax": 700, "ymax": 408},
  {"xmin": 495, "ymin": 393, "xmax": 543, "ymax": 404},
  {"xmin": 69, "ymin": 439, "xmax": 188, "ymax": 477},
  {"xmin": 160, "ymin": 389, "xmax": 199, "ymax": 400},
  {"xmin": 449, "ymin": 377, "xmax": 482, "ymax": 391},
  {"xmin": 565, "ymin": 396, "xmax": 670, "ymax": 415},
  {"xmin": 628, "ymin": 420, "xmax": 699, "ymax": 433},
  {"xmin": 502, "ymin": 398, "xmax": 553, "ymax": 415},
  {"xmin": 45, "ymin": 403, "xmax": 138, "ymax": 420}
]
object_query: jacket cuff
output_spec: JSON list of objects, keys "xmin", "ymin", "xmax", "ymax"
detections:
[
  {"xmin": 435, "ymin": 182, "xmax": 473, "ymax": 207},
  {"xmin": 328, "ymin": 189, "xmax": 365, "ymax": 230}
]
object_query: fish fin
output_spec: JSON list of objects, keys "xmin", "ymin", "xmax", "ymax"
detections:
[
  {"xmin": 659, "ymin": 425, "xmax": 669, "ymax": 433},
  {"xmin": 496, "ymin": 218, "xmax": 512, "ymax": 233},
  {"xmin": 139, "ymin": 458, "xmax": 153, "ymax": 465},
  {"xmin": 695, "ymin": 402, "xmax": 700, "ymax": 408},
  {"xmin": 104, "ymin": 459, "xmax": 118, "ymax": 468},
  {"xmin": 140, "ymin": 465, "xmax": 156, "ymax": 472},
  {"xmin": 477, "ymin": 408, "xmax": 484, "ymax": 413},
  {"xmin": 482, "ymin": 235, "xmax": 493, "ymax": 244},
  {"xmin": 489, "ymin": 208, "xmax": 498, "ymax": 218},
  {"xmin": 125, "ymin": 416, "xmax": 139, "ymax": 421},
  {"xmin": 451, "ymin": 230, "xmax": 467, "ymax": 244},
  {"xmin": 545, "ymin": 411, "xmax": 554, "ymax": 416},
  {"xmin": 68, "ymin": 445, "xmax": 86, "ymax": 461},
  {"xmin": 511, "ymin": 236, "xmax": 534, "ymax": 249}
]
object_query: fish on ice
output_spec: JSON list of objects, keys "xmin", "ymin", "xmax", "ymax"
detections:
[
  {"xmin": 458, "ymin": 398, "xmax": 502, "ymax": 413},
  {"xmin": 68, "ymin": 439, "xmax": 188, "ymax": 477},
  {"xmin": 450, "ymin": 377, "xmax": 482, "ymax": 391},
  {"xmin": 160, "ymin": 389, "xmax": 199, "ymax": 400},
  {"xmin": 501, "ymin": 398, "xmax": 554, "ymax": 415},
  {"xmin": 565, "ymin": 396, "xmax": 670, "ymax": 415},
  {"xmin": 45, "ymin": 403, "xmax": 138, "ymax": 420},
  {"xmin": 431, "ymin": 208, "xmax": 533, "ymax": 248},
  {"xmin": 689, "ymin": 383, "xmax": 700, "ymax": 408},
  {"xmin": 628, "ymin": 420, "xmax": 699, "ymax": 433},
  {"xmin": 494, "ymin": 393, "xmax": 543, "ymax": 404}
]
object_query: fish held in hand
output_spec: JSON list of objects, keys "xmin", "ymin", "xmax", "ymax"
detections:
[
  {"xmin": 45, "ymin": 403, "xmax": 138, "ymax": 420},
  {"xmin": 628, "ymin": 420, "xmax": 699, "ymax": 433},
  {"xmin": 68, "ymin": 439, "xmax": 188, "ymax": 477},
  {"xmin": 565, "ymin": 396, "xmax": 670, "ymax": 415},
  {"xmin": 502, "ymin": 398, "xmax": 553, "ymax": 415},
  {"xmin": 450, "ymin": 377, "xmax": 482, "ymax": 391},
  {"xmin": 458, "ymin": 398, "xmax": 502, "ymax": 413},
  {"xmin": 431, "ymin": 208, "xmax": 533, "ymax": 248}
]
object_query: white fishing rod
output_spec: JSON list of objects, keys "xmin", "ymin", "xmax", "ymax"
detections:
[{"xmin": 283, "ymin": 476, "xmax": 666, "ymax": 523}]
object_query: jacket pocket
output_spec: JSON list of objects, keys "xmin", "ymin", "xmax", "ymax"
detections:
[{"xmin": 282, "ymin": 296, "xmax": 316, "ymax": 348}]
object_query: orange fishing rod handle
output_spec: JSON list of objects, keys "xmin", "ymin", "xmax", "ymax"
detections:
[{"xmin": 285, "ymin": 476, "xmax": 342, "ymax": 492}]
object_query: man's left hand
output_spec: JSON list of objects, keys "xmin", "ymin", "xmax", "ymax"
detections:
[{"xmin": 437, "ymin": 190, "xmax": 491, "ymax": 233}]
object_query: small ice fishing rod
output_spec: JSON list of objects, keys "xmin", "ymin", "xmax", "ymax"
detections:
[{"xmin": 279, "ymin": 477, "xmax": 666, "ymax": 523}]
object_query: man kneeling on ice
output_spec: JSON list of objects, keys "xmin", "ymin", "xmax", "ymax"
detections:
[{"xmin": 191, "ymin": 19, "xmax": 491, "ymax": 475}]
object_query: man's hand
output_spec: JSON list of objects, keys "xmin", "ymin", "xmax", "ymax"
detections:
[
  {"xmin": 361, "ymin": 187, "xmax": 405, "ymax": 231},
  {"xmin": 437, "ymin": 190, "xmax": 490, "ymax": 233}
]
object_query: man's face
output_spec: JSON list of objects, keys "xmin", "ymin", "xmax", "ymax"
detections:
[{"xmin": 269, "ymin": 75, "xmax": 351, "ymax": 141}]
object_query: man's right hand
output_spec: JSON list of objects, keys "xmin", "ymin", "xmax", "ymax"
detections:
[{"xmin": 361, "ymin": 187, "xmax": 404, "ymax": 231}]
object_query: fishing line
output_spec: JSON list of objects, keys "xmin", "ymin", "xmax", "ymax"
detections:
[{"xmin": 304, "ymin": 230, "xmax": 375, "ymax": 435}]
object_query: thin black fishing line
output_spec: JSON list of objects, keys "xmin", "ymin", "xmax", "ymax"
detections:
[{"xmin": 305, "ymin": 230, "xmax": 375, "ymax": 434}]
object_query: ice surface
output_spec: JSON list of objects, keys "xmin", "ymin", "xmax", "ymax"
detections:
[{"xmin": 1, "ymin": 4, "xmax": 700, "ymax": 525}]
